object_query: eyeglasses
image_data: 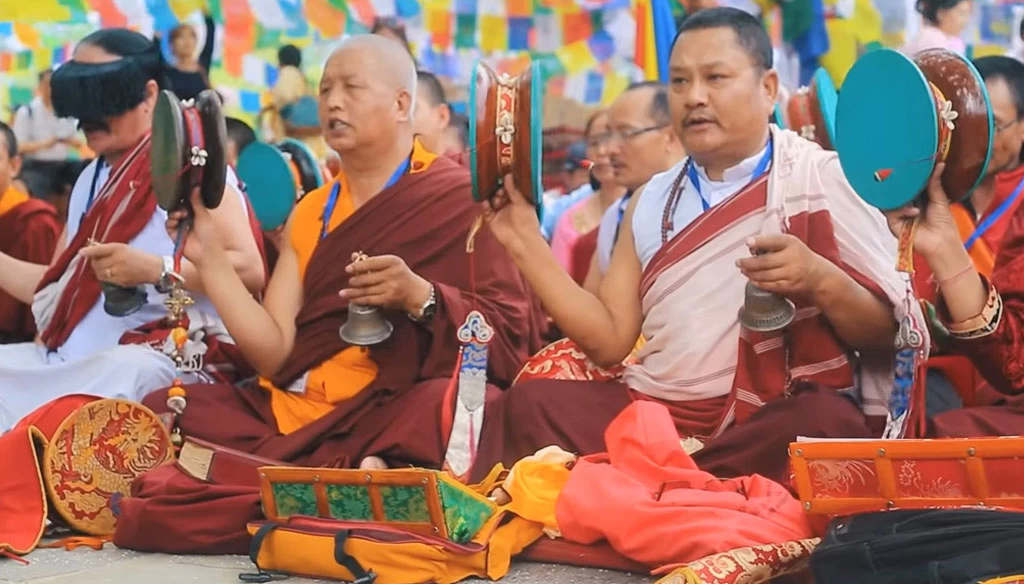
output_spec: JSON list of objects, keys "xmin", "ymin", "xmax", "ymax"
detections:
[
  {"xmin": 588, "ymin": 124, "xmax": 668, "ymax": 147},
  {"xmin": 995, "ymin": 118, "xmax": 1019, "ymax": 134}
]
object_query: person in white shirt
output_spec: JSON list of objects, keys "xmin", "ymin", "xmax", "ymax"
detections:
[{"xmin": 11, "ymin": 69, "xmax": 82, "ymax": 199}]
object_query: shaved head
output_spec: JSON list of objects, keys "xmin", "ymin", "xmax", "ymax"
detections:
[
  {"xmin": 318, "ymin": 33, "xmax": 419, "ymax": 156},
  {"xmin": 329, "ymin": 34, "xmax": 417, "ymax": 115}
]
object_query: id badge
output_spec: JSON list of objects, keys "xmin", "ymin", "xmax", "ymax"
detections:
[{"xmin": 285, "ymin": 372, "xmax": 310, "ymax": 394}]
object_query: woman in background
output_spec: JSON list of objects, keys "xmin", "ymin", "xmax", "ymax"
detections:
[
  {"xmin": 902, "ymin": 0, "xmax": 971, "ymax": 56},
  {"xmin": 549, "ymin": 110, "xmax": 627, "ymax": 284},
  {"xmin": 158, "ymin": 11, "xmax": 215, "ymax": 101}
]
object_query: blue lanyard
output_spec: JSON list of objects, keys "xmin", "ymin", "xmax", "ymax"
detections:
[
  {"xmin": 964, "ymin": 176, "xmax": 1024, "ymax": 251},
  {"xmin": 320, "ymin": 157, "xmax": 409, "ymax": 241},
  {"xmin": 686, "ymin": 140, "xmax": 773, "ymax": 212}
]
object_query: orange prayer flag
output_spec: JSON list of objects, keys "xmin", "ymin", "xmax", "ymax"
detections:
[
  {"xmin": 0, "ymin": 53, "xmax": 12, "ymax": 73},
  {"xmin": 306, "ymin": 0, "xmax": 346, "ymax": 38},
  {"xmin": 562, "ymin": 11, "xmax": 592, "ymax": 45}
]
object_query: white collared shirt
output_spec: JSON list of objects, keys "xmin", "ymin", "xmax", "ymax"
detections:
[{"xmin": 633, "ymin": 145, "xmax": 770, "ymax": 269}]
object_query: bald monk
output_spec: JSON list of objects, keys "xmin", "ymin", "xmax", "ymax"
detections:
[
  {"xmin": 0, "ymin": 122, "xmax": 60, "ymax": 343},
  {"xmin": 475, "ymin": 8, "xmax": 918, "ymax": 485},
  {"xmin": 143, "ymin": 35, "xmax": 540, "ymax": 470}
]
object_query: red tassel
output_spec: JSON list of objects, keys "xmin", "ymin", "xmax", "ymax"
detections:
[
  {"xmin": 874, "ymin": 168, "xmax": 893, "ymax": 182},
  {"xmin": 1, "ymin": 549, "xmax": 30, "ymax": 565}
]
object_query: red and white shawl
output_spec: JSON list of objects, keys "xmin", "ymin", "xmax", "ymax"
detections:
[
  {"xmin": 33, "ymin": 134, "xmax": 156, "ymax": 350},
  {"xmin": 623, "ymin": 126, "xmax": 928, "ymax": 436}
]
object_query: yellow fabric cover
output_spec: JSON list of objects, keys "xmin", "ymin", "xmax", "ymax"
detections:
[{"xmin": 499, "ymin": 446, "xmax": 574, "ymax": 538}]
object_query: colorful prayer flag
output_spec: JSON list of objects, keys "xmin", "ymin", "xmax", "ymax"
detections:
[
  {"xmin": 479, "ymin": 15, "xmax": 508, "ymax": 53},
  {"xmin": 455, "ymin": 14, "xmax": 476, "ymax": 49},
  {"xmin": 306, "ymin": 0, "xmax": 346, "ymax": 38},
  {"xmin": 239, "ymin": 89, "xmax": 261, "ymax": 113},
  {"xmin": 555, "ymin": 39, "xmax": 598, "ymax": 75},
  {"xmin": 13, "ymin": 22, "xmax": 43, "ymax": 49},
  {"xmin": 508, "ymin": 17, "xmax": 533, "ymax": 51}
]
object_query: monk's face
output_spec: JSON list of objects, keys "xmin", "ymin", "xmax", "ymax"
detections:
[
  {"xmin": 585, "ymin": 111, "xmax": 617, "ymax": 187},
  {"xmin": 986, "ymin": 77, "xmax": 1023, "ymax": 176},
  {"xmin": 412, "ymin": 85, "xmax": 450, "ymax": 154},
  {"xmin": 606, "ymin": 88, "xmax": 676, "ymax": 190},
  {"xmin": 318, "ymin": 47, "xmax": 414, "ymax": 154},
  {"xmin": 72, "ymin": 43, "xmax": 159, "ymax": 160},
  {"xmin": 668, "ymin": 26, "xmax": 777, "ymax": 168},
  {"xmin": 0, "ymin": 133, "xmax": 20, "ymax": 195}
]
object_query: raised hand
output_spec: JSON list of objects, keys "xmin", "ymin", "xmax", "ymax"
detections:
[
  {"xmin": 482, "ymin": 173, "xmax": 542, "ymax": 252},
  {"xmin": 339, "ymin": 253, "xmax": 432, "ymax": 315},
  {"xmin": 882, "ymin": 162, "xmax": 962, "ymax": 264},
  {"xmin": 737, "ymin": 234, "xmax": 831, "ymax": 302},
  {"xmin": 164, "ymin": 187, "xmax": 222, "ymax": 268}
]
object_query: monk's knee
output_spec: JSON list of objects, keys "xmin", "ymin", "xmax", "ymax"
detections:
[
  {"xmin": 502, "ymin": 380, "xmax": 559, "ymax": 424},
  {"xmin": 788, "ymin": 386, "xmax": 872, "ymax": 438}
]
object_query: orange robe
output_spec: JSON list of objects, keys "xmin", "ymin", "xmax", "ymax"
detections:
[
  {"xmin": 258, "ymin": 143, "xmax": 438, "ymax": 434},
  {"xmin": 0, "ymin": 187, "xmax": 59, "ymax": 342}
]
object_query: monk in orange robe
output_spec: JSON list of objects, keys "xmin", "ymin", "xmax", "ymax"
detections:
[
  {"xmin": 882, "ymin": 58, "xmax": 1024, "ymax": 436},
  {"xmin": 0, "ymin": 122, "xmax": 59, "ymax": 343},
  {"xmin": 946, "ymin": 58, "xmax": 1024, "ymax": 278},
  {"xmin": 140, "ymin": 35, "xmax": 540, "ymax": 470}
]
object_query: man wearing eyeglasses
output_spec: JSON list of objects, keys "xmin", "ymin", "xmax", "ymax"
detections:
[{"xmin": 582, "ymin": 81, "xmax": 686, "ymax": 292}]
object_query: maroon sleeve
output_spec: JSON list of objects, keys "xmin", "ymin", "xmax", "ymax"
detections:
[
  {"xmin": 948, "ymin": 205, "xmax": 1024, "ymax": 395},
  {"xmin": 0, "ymin": 205, "xmax": 59, "ymax": 340}
]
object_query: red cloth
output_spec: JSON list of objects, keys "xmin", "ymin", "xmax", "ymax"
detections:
[
  {"xmin": 0, "ymin": 395, "xmax": 97, "ymax": 555},
  {"xmin": 37, "ymin": 135, "xmax": 155, "ymax": 350},
  {"xmin": 554, "ymin": 401, "xmax": 813, "ymax": 570},
  {"xmin": 568, "ymin": 228, "xmax": 598, "ymax": 285},
  {"xmin": 115, "ymin": 156, "xmax": 543, "ymax": 554},
  {"xmin": 0, "ymin": 198, "xmax": 59, "ymax": 342},
  {"xmin": 112, "ymin": 463, "xmax": 262, "ymax": 555}
]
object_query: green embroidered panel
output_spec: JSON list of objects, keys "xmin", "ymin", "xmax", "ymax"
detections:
[
  {"xmin": 437, "ymin": 479, "xmax": 496, "ymax": 544},
  {"xmin": 325, "ymin": 484, "xmax": 373, "ymax": 521},
  {"xmin": 379, "ymin": 486, "xmax": 430, "ymax": 523},
  {"xmin": 271, "ymin": 482, "xmax": 318, "ymax": 517}
]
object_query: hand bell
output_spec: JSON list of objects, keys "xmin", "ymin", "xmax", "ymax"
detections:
[
  {"xmin": 102, "ymin": 282, "xmax": 148, "ymax": 317},
  {"xmin": 339, "ymin": 303, "xmax": 394, "ymax": 346},
  {"xmin": 738, "ymin": 282, "xmax": 795, "ymax": 332}
]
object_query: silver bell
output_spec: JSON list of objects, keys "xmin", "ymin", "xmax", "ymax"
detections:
[
  {"xmin": 738, "ymin": 282, "xmax": 795, "ymax": 332},
  {"xmin": 339, "ymin": 303, "xmax": 394, "ymax": 346}
]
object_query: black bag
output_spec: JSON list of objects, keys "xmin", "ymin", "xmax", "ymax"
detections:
[{"xmin": 811, "ymin": 509, "xmax": 1024, "ymax": 584}]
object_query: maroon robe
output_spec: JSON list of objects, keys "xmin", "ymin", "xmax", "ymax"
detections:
[
  {"xmin": 929, "ymin": 200, "xmax": 1024, "ymax": 437},
  {"xmin": 0, "ymin": 198, "xmax": 59, "ymax": 342},
  {"xmin": 117, "ymin": 155, "xmax": 543, "ymax": 553}
]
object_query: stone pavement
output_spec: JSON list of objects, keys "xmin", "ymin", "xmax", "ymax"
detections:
[{"xmin": 1, "ymin": 548, "xmax": 652, "ymax": 584}]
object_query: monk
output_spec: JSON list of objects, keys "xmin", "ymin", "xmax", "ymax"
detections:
[
  {"xmin": 411, "ymin": 70, "xmax": 453, "ymax": 155},
  {"xmin": 142, "ymin": 35, "xmax": 540, "ymax": 471},
  {"xmin": 916, "ymin": 56, "xmax": 1024, "ymax": 416},
  {"xmin": 0, "ymin": 122, "xmax": 60, "ymax": 343},
  {"xmin": 947, "ymin": 57, "xmax": 1024, "ymax": 277},
  {"xmin": 0, "ymin": 29, "xmax": 264, "ymax": 433},
  {"xmin": 581, "ymin": 82, "xmax": 686, "ymax": 294},
  {"xmin": 884, "ymin": 86, "xmax": 1024, "ymax": 437},
  {"xmin": 476, "ymin": 7, "xmax": 919, "ymax": 485}
]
